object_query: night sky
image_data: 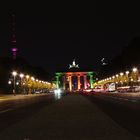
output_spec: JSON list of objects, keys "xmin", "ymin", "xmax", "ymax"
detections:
[{"xmin": 0, "ymin": 3, "xmax": 140, "ymax": 73}]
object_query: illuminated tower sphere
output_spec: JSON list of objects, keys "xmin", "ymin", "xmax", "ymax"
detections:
[
  {"xmin": 11, "ymin": 14, "xmax": 18, "ymax": 59},
  {"xmin": 11, "ymin": 47, "xmax": 18, "ymax": 59}
]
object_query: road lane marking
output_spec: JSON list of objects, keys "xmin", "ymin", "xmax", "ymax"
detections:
[
  {"xmin": 0, "ymin": 109, "xmax": 14, "ymax": 114},
  {"xmin": 96, "ymin": 95, "xmax": 138, "ymax": 103},
  {"xmin": 111, "ymin": 96, "xmax": 138, "ymax": 103}
]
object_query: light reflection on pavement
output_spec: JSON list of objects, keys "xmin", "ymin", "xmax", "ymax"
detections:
[{"xmin": 0, "ymin": 93, "xmax": 54, "ymax": 114}]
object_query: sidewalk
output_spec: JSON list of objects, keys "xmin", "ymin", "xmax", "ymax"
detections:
[
  {"xmin": 0, "ymin": 94, "xmax": 139, "ymax": 140},
  {"xmin": 0, "ymin": 93, "xmax": 49, "ymax": 102}
]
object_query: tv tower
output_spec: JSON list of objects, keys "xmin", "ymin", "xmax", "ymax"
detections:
[{"xmin": 11, "ymin": 14, "xmax": 18, "ymax": 59}]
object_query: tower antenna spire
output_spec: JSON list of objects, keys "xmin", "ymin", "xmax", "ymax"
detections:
[{"xmin": 11, "ymin": 14, "xmax": 18, "ymax": 59}]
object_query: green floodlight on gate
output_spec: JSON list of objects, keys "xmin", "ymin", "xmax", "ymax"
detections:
[
  {"xmin": 88, "ymin": 72, "xmax": 94, "ymax": 89},
  {"xmin": 55, "ymin": 72, "xmax": 63, "ymax": 89}
]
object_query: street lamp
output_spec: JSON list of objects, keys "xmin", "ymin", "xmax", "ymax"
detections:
[
  {"xmin": 20, "ymin": 73, "xmax": 24, "ymax": 84},
  {"xmin": 132, "ymin": 68, "xmax": 138, "ymax": 86},
  {"xmin": 12, "ymin": 71, "xmax": 17, "ymax": 96},
  {"xmin": 26, "ymin": 75, "xmax": 30, "ymax": 79},
  {"xmin": 125, "ymin": 71, "xmax": 130, "ymax": 86},
  {"xmin": 31, "ymin": 77, "xmax": 35, "ymax": 81},
  {"xmin": 20, "ymin": 73, "xmax": 24, "ymax": 79},
  {"xmin": 131, "ymin": 78, "xmax": 134, "ymax": 82},
  {"xmin": 31, "ymin": 77, "xmax": 35, "ymax": 94},
  {"xmin": 126, "ymin": 71, "xmax": 129, "ymax": 75},
  {"xmin": 132, "ymin": 67, "xmax": 138, "ymax": 73},
  {"xmin": 25, "ymin": 75, "xmax": 30, "ymax": 94},
  {"xmin": 16, "ymin": 82, "xmax": 19, "ymax": 85},
  {"xmin": 8, "ymin": 81, "xmax": 12, "ymax": 85},
  {"xmin": 112, "ymin": 76, "xmax": 115, "ymax": 79},
  {"xmin": 120, "ymin": 72, "xmax": 124, "ymax": 76},
  {"xmin": 20, "ymin": 73, "xmax": 24, "ymax": 94}
]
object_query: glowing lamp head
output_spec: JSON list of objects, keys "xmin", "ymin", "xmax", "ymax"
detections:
[
  {"xmin": 131, "ymin": 78, "xmax": 134, "ymax": 81},
  {"xmin": 20, "ymin": 73, "xmax": 24, "ymax": 78},
  {"xmin": 132, "ymin": 67, "xmax": 138, "ymax": 73},
  {"xmin": 12, "ymin": 71, "xmax": 17, "ymax": 76},
  {"xmin": 26, "ymin": 75, "xmax": 30, "ymax": 79},
  {"xmin": 126, "ymin": 71, "xmax": 129, "ymax": 75},
  {"xmin": 120, "ymin": 72, "xmax": 124, "ymax": 76},
  {"xmin": 31, "ymin": 77, "xmax": 35, "ymax": 81},
  {"xmin": 8, "ymin": 81, "xmax": 12, "ymax": 84},
  {"xmin": 16, "ymin": 82, "xmax": 19, "ymax": 85}
]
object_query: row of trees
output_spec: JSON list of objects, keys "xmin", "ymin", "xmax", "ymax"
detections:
[
  {"xmin": 98, "ymin": 37, "xmax": 140, "ymax": 80},
  {"xmin": 96, "ymin": 67, "xmax": 139, "ymax": 88},
  {"xmin": 0, "ymin": 56, "xmax": 52, "ymax": 93},
  {"xmin": 8, "ymin": 71, "xmax": 54, "ymax": 95}
]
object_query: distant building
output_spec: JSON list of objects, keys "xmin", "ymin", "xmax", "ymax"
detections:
[{"xmin": 55, "ymin": 60, "xmax": 95, "ymax": 91}]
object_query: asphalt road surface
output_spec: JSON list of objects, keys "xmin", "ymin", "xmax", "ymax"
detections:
[
  {"xmin": 0, "ymin": 93, "xmax": 139, "ymax": 140},
  {"xmin": 86, "ymin": 92, "xmax": 140, "ymax": 137},
  {"xmin": 0, "ymin": 94, "xmax": 56, "ymax": 132}
]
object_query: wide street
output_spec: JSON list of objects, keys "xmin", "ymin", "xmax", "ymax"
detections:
[
  {"xmin": 87, "ymin": 92, "xmax": 140, "ymax": 137},
  {"xmin": 0, "ymin": 92, "xmax": 140, "ymax": 139},
  {"xmin": 0, "ymin": 93, "xmax": 56, "ymax": 132}
]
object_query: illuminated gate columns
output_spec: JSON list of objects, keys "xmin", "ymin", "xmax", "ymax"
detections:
[
  {"xmin": 55, "ymin": 60, "xmax": 95, "ymax": 91},
  {"xmin": 84, "ymin": 75, "xmax": 87, "ymax": 89},
  {"xmin": 78, "ymin": 75, "xmax": 81, "ymax": 90},
  {"xmin": 68, "ymin": 75, "xmax": 72, "ymax": 91},
  {"xmin": 62, "ymin": 76, "xmax": 66, "ymax": 90},
  {"xmin": 61, "ymin": 72, "xmax": 94, "ymax": 91}
]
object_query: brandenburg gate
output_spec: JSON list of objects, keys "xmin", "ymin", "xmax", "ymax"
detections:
[{"xmin": 55, "ymin": 60, "xmax": 95, "ymax": 91}]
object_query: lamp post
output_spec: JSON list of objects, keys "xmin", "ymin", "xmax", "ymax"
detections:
[
  {"xmin": 31, "ymin": 77, "xmax": 35, "ymax": 94},
  {"xmin": 132, "ymin": 67, "xmax": 138, "ymax": 86},
  {"xmin": 12, "ymin": 71, "xmax": 17, "ymax": 96},
  {"xmin": 20, "ymin": 73, "xmax": 24, "ymax": 94},
  {"xmin": 120, "ymin": 72, "xmax": 124, "ymax": 86},
  {"xmin": 125, "ymin": 71, "xmax": 129, "ymax": 86},
  {"xmin": 25, "ymin": 75, "xmax": 30, "ymax": 94}
]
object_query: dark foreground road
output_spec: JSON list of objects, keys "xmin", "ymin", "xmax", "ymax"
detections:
[
  {"xmin": 0, "ymin": 93, "xmax": 139, "ymax": 140},
  {"xmin": 86, "ymin": 93, "xmax": 140, "ymax": 138},
  {"xmin": 0, "ymin": 94, "xmax": 55, "ymax": 132}
]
